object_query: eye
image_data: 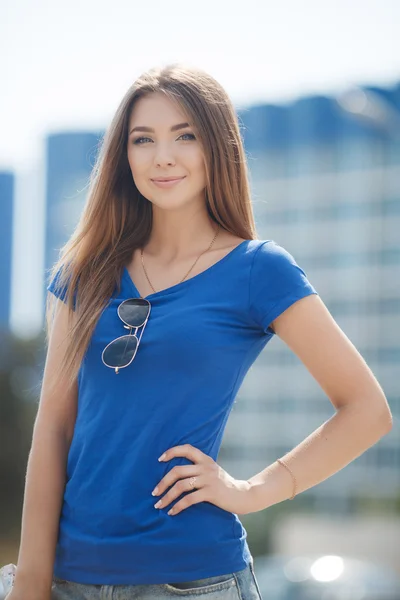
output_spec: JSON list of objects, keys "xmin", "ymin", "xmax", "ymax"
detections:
[
  {"xmin": 133, "ymin": 137, "xmax": 150, "ymax": 145},
  {"xmin": 179, "ymin": 133, "xmax": 196, "ymax": 141}
]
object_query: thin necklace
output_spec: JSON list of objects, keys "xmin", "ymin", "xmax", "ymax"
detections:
[{"xmin": 141, "ymin": 225, "xmax": 221, "ymax": 295}]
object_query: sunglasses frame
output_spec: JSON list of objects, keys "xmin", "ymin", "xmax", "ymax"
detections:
[{"xmin": 101, "ymin": 297, "xmax": 151, "ymax": 374}]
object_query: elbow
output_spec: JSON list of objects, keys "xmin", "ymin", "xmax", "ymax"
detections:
[
  {"xmin": 379, "ymin": 408, "xmax": 393, "ymax": 435},
  {"xmin": 372, "ymin": 396, "xmax": 393, "ymax": 436},
  {"xmin": 343, "ymin": 393, "xmax": 393, "ymax": 436}
]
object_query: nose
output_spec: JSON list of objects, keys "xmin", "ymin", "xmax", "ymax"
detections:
[{"xmin": 153, "ymin": 143, "xmax": 176, "ymax": 167}]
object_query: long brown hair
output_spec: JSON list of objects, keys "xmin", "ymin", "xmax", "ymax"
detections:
[{"xmin": 45, "ymin": 62, "xmax": 259, "ymax": 394}]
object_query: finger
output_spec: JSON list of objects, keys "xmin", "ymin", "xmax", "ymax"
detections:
[
  {"xmin": 152, "ymin": 465, "xmax": 198, "ymax": 497},
  {"xmin": 167, "ymin": 489, "xmax": 205, "ymax": 515},
  {"xmin": 159, "ymin": 444, "xmax": 207, "ymax": 465},
  {"xmin": 154, "ymin": 475, "xmax": 204, "ymax": 511}
]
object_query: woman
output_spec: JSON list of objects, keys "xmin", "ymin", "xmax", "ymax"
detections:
[{"xmin": 6, "ymin": 63, "xmax": 392, "ymax": 600}]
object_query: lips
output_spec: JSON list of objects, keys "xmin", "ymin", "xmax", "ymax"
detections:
[
  {"xmin": 151, "ymin": 176, "xmax": 186, "ymax": 189},
  {"xmin": 151, "ymin": 176, "xmax": 185, "ymax": 182}
]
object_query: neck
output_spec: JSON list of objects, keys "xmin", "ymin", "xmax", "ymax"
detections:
[{"xmin": 144, "ymin": 206, "xmax": 220, "ymax": 260}]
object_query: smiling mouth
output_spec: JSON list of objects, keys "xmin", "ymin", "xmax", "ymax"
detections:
[
  {"xmin": 152, "ymin": 177, "xmax": 185, "ymax": 182},
  {"xmin": 151, "ymin": 177, "xmax": 186, "ymax": 187}
]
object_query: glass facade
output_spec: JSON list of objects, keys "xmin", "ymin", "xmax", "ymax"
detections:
[
  {"xmin": 44, "ymin": 131, "xmax": 103, "ymax": 293},
  {"xmin": 222, "ymin": 85, "xmax": 400, "ymax": 510}
]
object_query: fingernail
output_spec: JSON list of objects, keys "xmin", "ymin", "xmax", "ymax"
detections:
[
  {"xmin": 154, "ymin": 500, "xmax": 162, "ymax": 508},
  {"xmin": 152, "ymin": 487, "xmax": 159, "ymax": 496},
  {"xmin": 158, "ymin": 453, "xmax": 166, "ymax": 461}
]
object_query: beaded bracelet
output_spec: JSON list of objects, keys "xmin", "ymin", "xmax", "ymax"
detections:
[{"xmin": 277, "ymin": 458, "xmax": 297, "ymax": 500}]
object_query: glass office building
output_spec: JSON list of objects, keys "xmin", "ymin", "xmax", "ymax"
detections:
[
  {"xmin": 44, "ymin": 131, "xmax": 103, "ymax": 290},
  {"xmin": 220, "ymin": 83, "xmax": 400, "ymax": 511}
]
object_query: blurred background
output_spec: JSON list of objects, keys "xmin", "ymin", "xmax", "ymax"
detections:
[{"xmin": 1, "ymin": 0, "xmax": 399, "ymax": 598}]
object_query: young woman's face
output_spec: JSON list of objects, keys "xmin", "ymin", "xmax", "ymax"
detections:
[{"xmin": 127, "ymin": 92, "xmax": 207, "ymax": 211}]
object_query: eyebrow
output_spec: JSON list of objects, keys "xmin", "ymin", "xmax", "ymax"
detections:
[{"xmin": 129, "ymin": 122, "xmax": 191, "ymax": 135}]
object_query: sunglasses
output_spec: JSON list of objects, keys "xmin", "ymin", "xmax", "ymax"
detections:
[{"xmin": 101, "ymin": 298, "xmax": 151, "ymax": 374}]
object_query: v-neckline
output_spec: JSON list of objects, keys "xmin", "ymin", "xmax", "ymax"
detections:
[{"xmin": 123, "ymin": 239, "xmax": 251, "ymax": 300}]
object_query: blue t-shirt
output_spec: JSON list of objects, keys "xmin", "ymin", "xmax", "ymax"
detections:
[{"xmin": 47, "ymin": 239, "xmax": 318, "ymax": 585}]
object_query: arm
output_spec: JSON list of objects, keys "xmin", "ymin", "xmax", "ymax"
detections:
[
  {"xmin": 247, "ymin": 294, "xmax": 393, "ymax": 510},
  {"xmin": 10, "ymin": 297, "xmax": 78, "ymax": 599}
]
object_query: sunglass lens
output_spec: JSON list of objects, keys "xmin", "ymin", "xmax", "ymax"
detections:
[
  {"xmin": 102, "ymin": 335, "xmax": 138, "ymax": 368},
  {"xmin": 118, "ymin": 298, "xmax": 150, "ymax": 328}
]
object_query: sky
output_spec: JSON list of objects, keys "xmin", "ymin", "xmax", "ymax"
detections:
[{"xmin": 1, "ymin": 0, "xmax": 400, "ymax": 336}]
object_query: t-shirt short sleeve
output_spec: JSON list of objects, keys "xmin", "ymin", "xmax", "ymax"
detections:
[
  {"xmin": 249, "ymin": 240, "xmax": 318, "ymax": 335},
  {"xmin": 47, "ymin": 266, "xmax": 77, "ymax": 310}
]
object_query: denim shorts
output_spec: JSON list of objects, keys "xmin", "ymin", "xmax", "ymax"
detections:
[{"xmin": 51, "ymin": 560, "xmax": 263, "ymax": 600}]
